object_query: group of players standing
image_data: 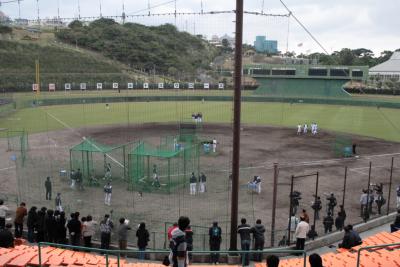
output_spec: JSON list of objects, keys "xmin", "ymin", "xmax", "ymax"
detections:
[{"xmin": 297, "ymin": 123, "xmax": 318, "ymax": 135}]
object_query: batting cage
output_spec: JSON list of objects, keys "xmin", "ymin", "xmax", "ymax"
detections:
[
  {"xmin": 69, "ymin": 138, "xmax": 135, "ymax": 185},
  {"xmin": 128, "ymin": 134, "xmax": 200, "ymax": 194},
  {"xmin": 333, "ymin": 135, "xmax": 353, "ymax": 157}
]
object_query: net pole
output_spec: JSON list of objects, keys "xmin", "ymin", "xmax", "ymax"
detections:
[
  {"xmin": 270, "ymin": 163, "xmax": 278, "ymax": 247},
  {"xmin": 386, "ymin": 157, "xmax": 394, "ymax": 215},
  {"xmin": 229, "ymin": 0, "xmax": 244, "ymax": 252}
]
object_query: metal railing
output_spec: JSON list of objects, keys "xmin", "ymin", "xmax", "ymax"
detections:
[
  {"xmin": 38, "ymin": 242, "xmax": 307, "ymax": 267},
  {"xmin": 356, "ymin": 242, "xmax": 400, "ymax": 267}
]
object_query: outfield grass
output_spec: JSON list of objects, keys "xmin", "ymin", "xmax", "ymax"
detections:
[{"xmin": 1, "ymin": 101, "xmax": 400, "ymax": 142}]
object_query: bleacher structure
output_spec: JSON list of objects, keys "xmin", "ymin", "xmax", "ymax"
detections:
[{"xmin": 1, "ymin": 230, "xmax": 400, "ymax": 267}]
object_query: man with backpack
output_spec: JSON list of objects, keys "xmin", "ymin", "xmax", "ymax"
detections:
[
  {"xmin": 170, "ymin": 216, "xmax": 190, "ymax": 267},
  {"xmin": 209, "ymin": 221, "xmax": 222, "ymax": 264},
  {"xmin": 237, "ymin": 218, "xmax": 252, "ymax": 266}
]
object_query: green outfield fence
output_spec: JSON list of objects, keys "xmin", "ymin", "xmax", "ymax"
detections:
[{"xmin": 16, "ymin": 95, "xmax": 400, "ymax": 110}]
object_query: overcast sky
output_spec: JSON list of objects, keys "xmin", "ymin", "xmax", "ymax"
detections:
[{"xmin": 1, "ymin": 0, "xmax": 399, "ymax": 55}]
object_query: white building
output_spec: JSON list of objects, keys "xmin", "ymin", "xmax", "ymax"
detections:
[{"xmin": 369, "ymin": 52, "xmax": 400, "ymax": 82}]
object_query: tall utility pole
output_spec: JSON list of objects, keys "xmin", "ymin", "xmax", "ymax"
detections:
[
  {"xmin": 148, "ymin": 0, "xmax": 150, "ymax": 16},
  {"xmin": 36, "ymin": 0, "xmax": 40, "ymax": 25},
  {"xmin": 57, "ymin": 0, "xmax": 60, "ymax": 20},
  {"xmin": 18, "ymin": 0, "xmax": 21, "ymax": 19},
  {"xmin": 122, "ymin": 1, "xmax": 126, "ymax": 24},
  {"xmin": 77, "ymin": 0, "xmax": 81, "ymax": 19},
  {"xmin": 35, "ymin": 59, "xmax": 40, "ymax": 94},
  {"xmin": 99, "ymin": 0, "xmax": 102, "ymax": 17},
  {"xmin": 229, "ymin": 0, "xmax": 244, "ymax": 252}
]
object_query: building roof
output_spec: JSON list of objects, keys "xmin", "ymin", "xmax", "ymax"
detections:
[{"xmin": 369, "ymin": 52, "xmax": 400, "ymax": 73}]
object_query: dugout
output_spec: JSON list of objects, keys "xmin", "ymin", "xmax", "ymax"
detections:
[
  {"xmin": 69, "ymin": 138, "xmax": 135, "ymax": 183},
  {"xmin": 128, "ymin": 135, "xmax": 200, "ymax": 194}
]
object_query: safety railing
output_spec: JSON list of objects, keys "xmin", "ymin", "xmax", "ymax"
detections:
[
  {"xmin": 38, "ymin": 242, "xmax": 307, "ymax": 267},
  {"xmin": 356, "ymin": 242, "xmax": 400, "ymax": 267}
]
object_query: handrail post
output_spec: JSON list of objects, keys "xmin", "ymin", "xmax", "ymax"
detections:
[
  {"xmin": 356, "ymin": 247, "xmax": 363, "ymax": 267},
  {"xmin": 117, "ymin": 252, "xmax": 120, "ymax": 267},
  {"xmin": 303, "ymin": 251, "xmax": 307, "ymax": 267},
  {"xmin": 105, "ymin": 252, "xmax": 109, "ymax": 267},
  {"xmin": 38, "ymin": 243, "xmax": 42, "ymax": 267}
]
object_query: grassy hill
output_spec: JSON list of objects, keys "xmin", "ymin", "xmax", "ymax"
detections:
[{"xmin": 55, "ymin": 19, "xmax": 218, "ymax": 79}]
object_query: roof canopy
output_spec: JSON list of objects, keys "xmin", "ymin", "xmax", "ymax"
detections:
[
  {"xmin": 71, "ymin": 138, "xmax": 121, "ymax": 153},
  {"xmin": 130, "ymin": 141, "xmax": 181, "ymax": 158},
  {"xmin": 370, "ymin": 52, "xmax": 400, "ymax": 73}
]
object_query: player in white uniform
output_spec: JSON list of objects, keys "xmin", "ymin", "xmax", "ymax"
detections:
[
  {"xmin": 314, "ymin": 123, "xmax": 318, "ymax": 134},
  {"xmin": 297, "ymin": 124, "xmax": 302, "ymax": 135},
  {"xmin": 303, "ymin": 124, "xmax": 308, "ymax": 134}
]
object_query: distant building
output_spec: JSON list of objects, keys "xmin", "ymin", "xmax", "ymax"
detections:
[
  {"xmin": 208, "ymin": 34, "xmax": 235, "ymax": 48},
  {"xmin": 0, "ymin": 11, "xmax": 11, "ymax": 25},
  {"xmin": 369, "ymin": 52, "xmax": 400, "ymax": 82},
  {"xmin": 254, "ymin": 35, "xmax": 278, "ymax": 54}
]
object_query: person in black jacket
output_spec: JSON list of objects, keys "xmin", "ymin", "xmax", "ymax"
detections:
[
  {"xmin": 251, "ymin": 219, "xmax": 265, "ymax": 262},
  {"xmin": 45, "ymin": 209, "xmax": 56, "ymax": 242},
  {"xmin": 209, "ymin": 222, "xmax": 222, "ymax": 264},
  {"xmin": 185, "ymin": 225, "xmax": 194, "ymax": 262},
  {"xmin": 0, "ymin": 223, "xmax": 14, "ymax": 248},
  {"xmin": 323, "ymin": 212, "xmax": 334, "ymax": 234},
  {"xmin": 136, "ymin": 222, "xmax": 150, "ymax": 260},
  {"xmin": 45, "ymin": 177, "xmax": 52, "ymax": 200},
  {"xmin": 335, "ymin": 205, "xmax": 347, "ymax": 231},
  {"xmin": 237, "ymin": 218, "xmax": 251, "ymax": 266},
  {"xmin": 67, "ymin": 212, "xmax": 81, "ymax": 246},
  {"xmin": 27, "ymin": 206, "xmax": 38, "ymax": 243},
  {"xmin": 55, "ymin": 211, "xmax": 67, "ymax": 243},
  {"xmin": 36, "ymin": 208, "xmax": 46, "ymax": 243}
]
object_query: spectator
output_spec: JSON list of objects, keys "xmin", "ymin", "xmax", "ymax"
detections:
[
  {"xmin": 0, "ymin": 199, "xmax": 10, "ymax": 229},
  {"xmin": 288, "ymin": 213, "xmax": 299, "ymax": 242},
  {"xmin": 170, "ymin": 216, "xmax": 190, "ymax": 267},
  {"xmin": 136, "ymin": 222, "xmax": 150, "ymax": 260},
  {"xmin": 100, "ymin": 214, "xmax": 113, "ymax": 250},
  {"xmin": 338, "ymin": 225, "xmax": 361, "ymax": 249},
  {"xmin": 335, "ymin": 205, "xmax": 346, "ymax": 231},
  {"xmin": 301, "ymin": 209, "xmax": 310, "ymax": 224},
  {"xmin": 348, "ymin": 225, "xmax": 362, "ymax": 246},
  {"xmin": 251, "ymin": 219, "xmax": 265, "ymax": 262},
  {"xmin": 117, "ymin": 218, "xmax": 131, "ymax": 256},
  {"xmin": 27, "ymin": 206, "xmax": 38, "ymax": 243},
  {"xmin": 67, "ymin": 212, "xmax": 81, "ymax": 246},
  {"xmin": 294, "ymin": 216, "xmax": 309, "ymax": 252},
  {"xmin": 368, "ymin": 190, "xmax": 375, "ymax": 214},
  {"xmin": 185, "ymin": 225, "xmax": 194, "ymax": 262},
  {"xmin": 397, "ymin": 184, "xmax": 400, "ymax": 209},
  {"xmin": 237, "ymin": 218, "xmax": 251, "ymax": 266},
  {"xmin": 266, "ymin": 255, "xmax": 280, "ymax": 267},
  {"xmin": 323, "ymin": 212, "xmax": 334, "ymax": 234},
  {"xmin": 0, "ymin": 223, "xmax": 14, "ymax": 248},
  {"xmin": 391, "ymin": 209, "xmax": 400, "ymax": 233},
  {"xmin": 14, "ymin": 202, "xmax": 27, "ymax": 238},
  {"xmin": 309, "ymin": 253, "xmax": 324, "ymax": 267},
  {"xmin": 45, "ymin": 209, "xmax": 56, "ymax": 243},
  {"xmin": 36, "ymin": 208, "xmax": 46, "ymax": 242},
  {"xmin": 375, "ymin": 190, "xmax": 385, "ymax": 215},
  {"xmin": 83, "ymin": 215, "xmax": 97, "ymax": 247},
  {"xmin": 209, "ymin": 221, "xmax": 222, "ymax": 264},
  {"xmin": 55, "ymin": 211, "xmax": 67, "ymax": 243},
  {"xmin": 168, "ymin": 223, "xmax": 178, "ymax": 241},
  {"xmin": 45, "ymin": 177, "xmax": 52, "ymax": 200}
]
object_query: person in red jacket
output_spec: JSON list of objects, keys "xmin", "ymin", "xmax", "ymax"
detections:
[{"xmin": 14, "ymin": 202, "xmax": 27, "ymax": 238}]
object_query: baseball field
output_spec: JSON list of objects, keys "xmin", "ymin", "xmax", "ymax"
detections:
[{"xmin": 1, "ymin": 90, "xmax": 400, "ymax": 249}]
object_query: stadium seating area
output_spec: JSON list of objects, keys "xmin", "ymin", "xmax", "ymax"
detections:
[{"xmin": 0, "ymin": 230, "xmax": 400, "ymax": 267}]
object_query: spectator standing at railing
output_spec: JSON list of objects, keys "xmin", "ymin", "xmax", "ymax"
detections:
[
  {"xmin": 169, "ymin": 216, "xmax": 190, "ymax": 267},
  {"xmin": 83, "ymin": 215, "xmax": 97, "ymax": 248},
  {"xmin": 136, "ymin": 222, "xmax": 150, "ymax": 260},
  {"xmin": 168, "ymin": 222, "xmax": 178, "ymax": 241},
  {"xmin": 45, "ymin": 209, "xmax": 56, "ymax": 243},
  {"xmin": 27, "ymin": 206, "xmax": 38, "ymax": 243},
  {"xmin": 335, "ymin": 205, "xmax": 346, "ymax": 231},
  {"xmin": 185, "ymin": 225, "xmax": 194, "ymax": 262},
  {"xmin": 0, "ymin": 199, "xmax": 10, "ymax": 230},
  {"xmin": 301, "ymin": 209, "xmax": 310, "ymax": 224},
  {"xmin": 67, "ymin": 212, "xmax": 82, "ymax": 246},
  {"xmin": 396, "ymin": 185, "xmax": 400, "ymax": 208},
  {"xmin": 360, "ymin": 190, "xmax": 368, "ymax": 217},
  {"xmin": 36, "ymin": 208, "xmax": 46, "ymax": 242},
  {"xmin": 100, "ymin": 214, "xmax": 113, "ymax": 250},
  {"xmin": 0, "ymin": 223, "xmax": 14, "ymax": 248},
  {"xmin": 118, "ymin": 218, "xmax": 131, "ymax": 256},
  {"xmin": 209, "ymin": 221, "xmax": 222, "ymax": 264},
  {"xmin": 14, "ymin": 202, "xmax": 27, "ymax": 238},
  {"xmin": 55, "ymin": 211, "xmax": 67, "ymax": 244},
  {"xmin": 251, "ymin": 219, "xmax": 266, "ymax": 262},
  {"xmin": 294, "ymin": 216, "xmax": 309, "ymax": 252},
  {"xmin": 237, "ymin": 218, "xmax": 252, "ymax": 266}
]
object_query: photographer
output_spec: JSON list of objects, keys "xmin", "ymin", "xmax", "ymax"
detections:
[
  {"xmin": 311, "ymin": 196, "xmax": 322, "ymax": 220},
  {"xmin": 326, "ymin": 193, "xmax": 337, "ymax": 216},
  {"xmin": 290, "ymin": 191, "xmax": 302, "ymax": 216}
]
